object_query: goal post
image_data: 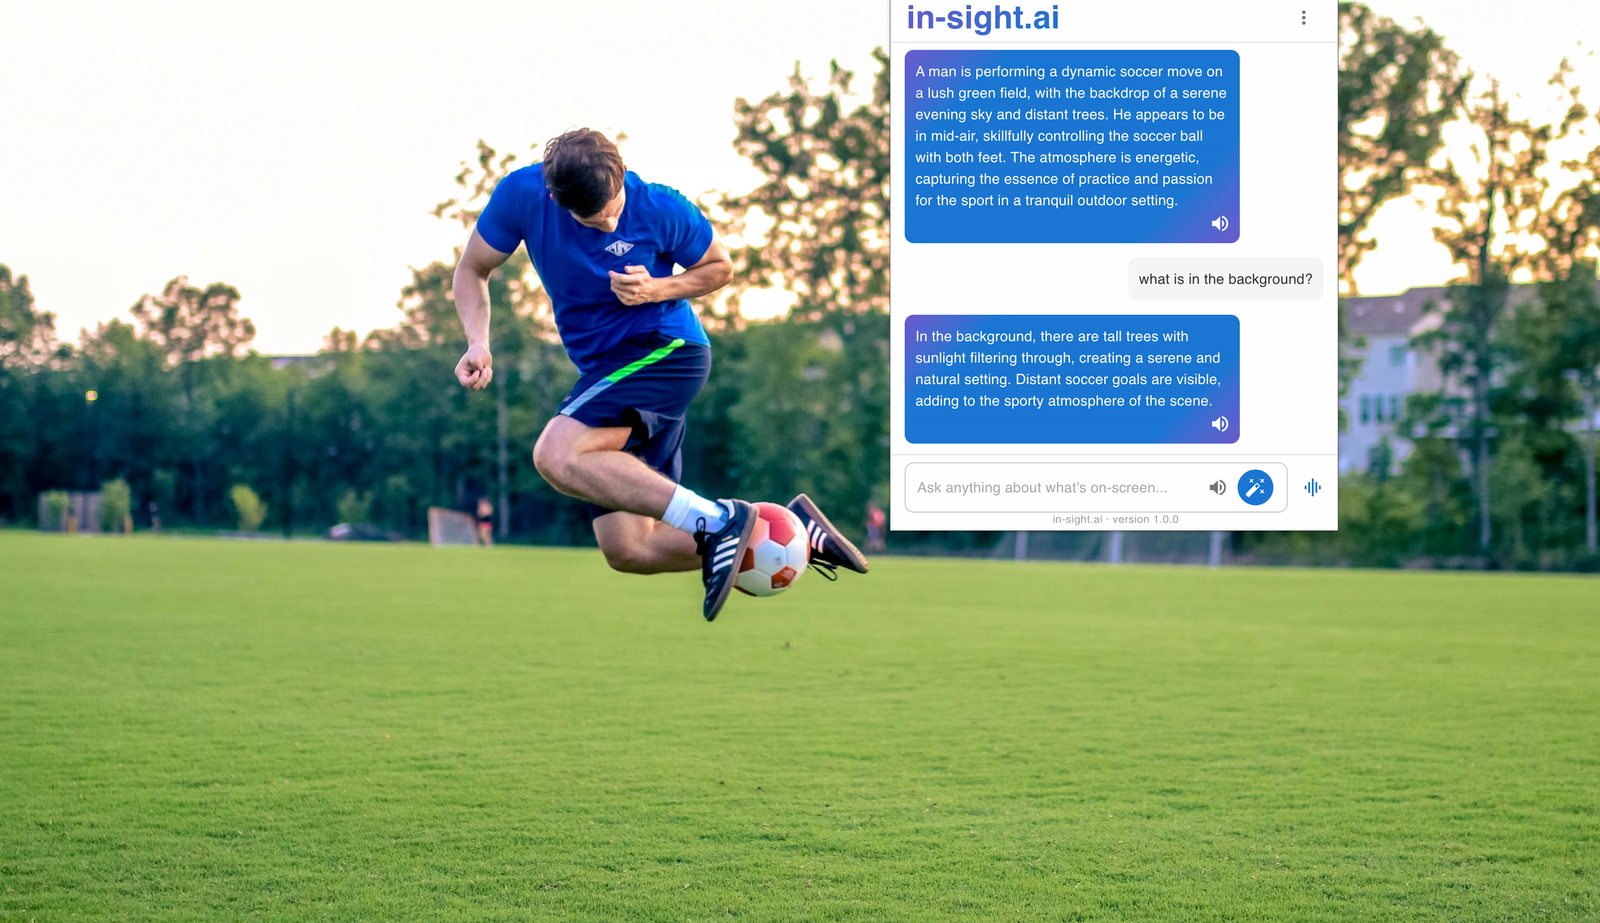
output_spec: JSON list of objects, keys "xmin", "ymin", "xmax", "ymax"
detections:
[{"xmin": 427, "ymin": 507, "xmax": 480, "ymax": 547}]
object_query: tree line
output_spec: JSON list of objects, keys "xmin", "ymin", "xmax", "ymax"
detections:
[
  {"xmin": 1321, "ymin": 3, "xmax": 1600, "ymax": 569},
  {"xmin": 5, "ymin": 5, "xmax": 1600, "ymax": 568},
  {"xmin": 0, "ymin": 259, "xmax": 895, "ymax": 547},
  {"xmin": 0, "ymin": 52, "xmax": 895, "ymax": 550}
]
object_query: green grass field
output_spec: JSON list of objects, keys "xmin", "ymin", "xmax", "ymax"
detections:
[{"xmin": 1, "ymin": 532, "xmax": 1596, "ymax": 921}]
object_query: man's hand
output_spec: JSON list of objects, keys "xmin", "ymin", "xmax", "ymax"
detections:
[
  {"xmin": 455, "ymin": 342, "xmax": 494, "ymax": 390},
  {"xmin": 452, "ymin": 229, "xmax": 512, "ymax": 391},
  {"xmin": 609, "ymin": 265, "xmax": 660, "ymax": 306}
]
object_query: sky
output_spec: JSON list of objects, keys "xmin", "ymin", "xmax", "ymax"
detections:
[{"xmin": 1, "ymin": 0, "xmax": 1595, "ymax": 353}]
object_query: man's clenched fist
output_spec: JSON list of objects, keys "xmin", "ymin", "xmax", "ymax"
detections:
[
  {"xmin": 608, "ymin": 264, "xmax": 660, "ymax": 306},
  {"xmin": 455, "ymin": 342, "xmax": 494, "ymax": 390}
]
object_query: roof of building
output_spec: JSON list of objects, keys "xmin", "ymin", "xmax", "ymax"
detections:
[
  {"xmin": 1343, "ymin": 287, "xmax": 1449, "ymax": 337},
  {"xmin": 268, "ymin": 354, "xmax": 336, "ymax": 378},
  {"xmin": 268, "ymin": 355, "xmax": 318, "ymax": 370},
  {"xmin": 1342, "ymin": 281, "xmax": 1593, "ymax": 338}
]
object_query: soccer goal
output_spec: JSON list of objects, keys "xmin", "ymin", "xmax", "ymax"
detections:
[{"xmin": 427, "ymin": 507, "xmax": 480, "ymax": 547}]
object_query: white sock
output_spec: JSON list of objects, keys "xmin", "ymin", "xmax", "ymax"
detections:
[{"xmin": 662, "ymin": 485, "xmax": 729, "ymax": 535}]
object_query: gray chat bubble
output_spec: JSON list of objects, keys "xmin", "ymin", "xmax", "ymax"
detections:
[{"xmin": 1128, "ymin": 258, "xmax": 1324, "ymax": 301}]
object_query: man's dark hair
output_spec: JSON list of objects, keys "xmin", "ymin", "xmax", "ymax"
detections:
[{"xmin": 542, "ymin": 129, "xmax": 625, "ymax": 218}]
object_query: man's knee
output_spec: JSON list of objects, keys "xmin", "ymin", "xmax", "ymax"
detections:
[{"xmin": 532, "ymin": 422, "xmax": 578, "ymax": 492}]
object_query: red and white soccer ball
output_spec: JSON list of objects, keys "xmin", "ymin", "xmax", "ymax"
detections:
[{"xmin": 735, "ymin": 502, "xmax": 809, "ymax": 597}]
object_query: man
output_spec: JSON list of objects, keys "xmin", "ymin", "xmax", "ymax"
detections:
[
  {"xmin": 474, "ymin": 497, "xmax": 494, "ymax": 546},
  {"xmin": 452, "ymin": 128, "xmax": 869, "ymax": 620}
]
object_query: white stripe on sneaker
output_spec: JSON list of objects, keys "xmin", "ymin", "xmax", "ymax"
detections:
[{"xmin": 709, "ymin": 533, "xmax": 742, "ymax": 574}]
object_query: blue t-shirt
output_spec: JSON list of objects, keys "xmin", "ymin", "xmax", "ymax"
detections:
[{"xmin": 475, "ymin": 166, "xmax": 713, "ymax": 374}]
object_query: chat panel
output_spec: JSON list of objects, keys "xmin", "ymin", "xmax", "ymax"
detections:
[{"xmin": 890, "ymin": 1, "xmax": 1339, "ymax": 533}]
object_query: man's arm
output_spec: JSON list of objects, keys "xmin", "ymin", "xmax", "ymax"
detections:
[
  {"xmin": 453, "ymin": 229, "xmax": 513, "ymax": 390},
  {"xmin": 608, "ymin": 239, "xmax": 733, "ymax": 307}
]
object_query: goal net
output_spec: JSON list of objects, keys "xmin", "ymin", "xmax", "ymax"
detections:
[{"xmin": 428, "ymin": 507, "xmax": 480, "ymax": 547}]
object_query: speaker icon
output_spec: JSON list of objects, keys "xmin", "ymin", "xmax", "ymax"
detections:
[
  {"xmin": 1211, "ymin": 416, "xmax": 1229, "ymax": 433},
  {"xmin": 1305, "ymin": 478, "xmax": 1323, "ymax": 497},
  {"xmin": 1211, "ymin": 215, "xmax": 1230, "ymax": 232},
  {"xmin": 1209, "ymin": 479, "xmax": 1227, "ymax": 496}
]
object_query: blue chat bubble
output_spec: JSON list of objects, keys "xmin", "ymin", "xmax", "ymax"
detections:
[
  {"xmin": 905, "ymin": 49, "xmax": 1240, "ymax": 243},
  {"xmin": 905, "ymin": 314, "xmax": 1240, "ymax": 444}
]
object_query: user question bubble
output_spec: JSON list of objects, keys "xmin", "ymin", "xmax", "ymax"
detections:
[{"xmin": 1128, "ymin": 258, "xmax": 1324, "ymax": 300}]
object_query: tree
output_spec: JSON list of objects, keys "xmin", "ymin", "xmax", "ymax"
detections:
[
  {"xmin": 428, "ymin": 140, "xmax": 553, "ymax": 336},
  {"xmin": 1503, "ymin": 273, "xmax": 1598, "ymax": 557},
  {"xmin": 129, "ymin": 276, "xmax": 253, "ymax": 364},
  {"xmin": 1338, "ymin": 464, "xmax": 1426, "ymax": 566},
  {"xmin": 0, "ymin": 264, "xmax": 62, "ymax": 520},
  {"xmin": 1535, "ymin": 59, "xmax": 1600, "ymax": 554},
  {"xmin": 1338, "ymin": 2, "xmax": 1468, "ymax": 291},
  {"xmin": 1487, "ymin": 435, "xmax": 1549, "ymax": 564},
  {"xmin": 230, "ymin": 484, "xmax": 268, "ymax": 532},
  {"xmin": 126, "ymin": 276, "xmax": 255, "ymax": 522},
  {"xmin": 75, "ymin": 319, "xmax": 179, "ymax": 509},
  {"xmin": 0, "ymin": 264, "xmax": 58, "ymax": 370},
  {"xmin": 700, "ymin": 52, "xmax": 893, "ymax": 537},
  {"xmin": 355, "ymin": 140, "xmax": 568, "ymax": 537},
  {"xmin": 1337, "ymin": 3, "xmax": 1467, "ymax": 428},
  {"xmin": 1417, "ymin": 80, "xmax": 1552, "ymax": 554},
  {"xmin": 716, "ymin": 50, "xmax": 890, "ymax": 322}
]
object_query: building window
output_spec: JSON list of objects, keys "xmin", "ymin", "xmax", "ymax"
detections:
[
  {"xmin": 1360, "ymin": 395, "xmax": 1370, "ymax": 424},
  {"xmin": 1390, "ymin": 394, "xmax": 1402, "ymax": 420},
  {"xmin": 1389, "ymin": 345, "xmax": 1407, "ymax": 367}
]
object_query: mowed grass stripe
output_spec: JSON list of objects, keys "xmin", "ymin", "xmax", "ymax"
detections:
[{"xmin": 0, "ymin": 532, "xmax": 1595, "ymax": 921}]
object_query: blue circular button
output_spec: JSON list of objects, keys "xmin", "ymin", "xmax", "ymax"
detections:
[{"xmin": 1238, "ymin": 469, "xmax": 1274, "ymax": 506}]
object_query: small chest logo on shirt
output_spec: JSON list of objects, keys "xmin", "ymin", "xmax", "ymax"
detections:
[{"xmin": 604, "ymin": 240, "xmax": 634, "ymax": 257}]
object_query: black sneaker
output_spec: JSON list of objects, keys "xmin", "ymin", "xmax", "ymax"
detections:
[
  {"xmin": 787, "ymin": 493, "xmax": 870, "ymax": 575},
  {"xmin": 693, "ymin": 499, "xmax": 757, "ymax": 622}
]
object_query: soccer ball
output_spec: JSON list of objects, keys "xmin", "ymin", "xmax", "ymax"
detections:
[{"xmin": 735, "ymin": 502, "xmax": 809, "ymax": 597}]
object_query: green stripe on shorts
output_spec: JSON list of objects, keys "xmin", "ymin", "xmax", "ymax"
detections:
[
  {"xmin": 604, "ymin": 337, "xmax": 687, "ymax": 383},
  {"xmin": 562, "ymin": 338, "xmax": 689, "ymax": 417}
]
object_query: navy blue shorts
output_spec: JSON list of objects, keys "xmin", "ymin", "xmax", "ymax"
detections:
[{"xmin": 558, "ymin": 332, "xmax": 712, "ymax": 521}]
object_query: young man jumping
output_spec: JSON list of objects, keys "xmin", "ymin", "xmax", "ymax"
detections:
[{"xmin": 452, "ymin": 128, "xmax": 869, "ymax": 620}]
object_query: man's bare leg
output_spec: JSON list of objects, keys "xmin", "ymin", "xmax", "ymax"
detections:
[
  {"xmin": 533, "ymin": 415, "xmax": 678, "ymax": 516},
  {"xmin": 533, "ymin": 414, "xmax": 718, "ymax": 574},
  {"xmin": 592, "ymin": 512, "xmax": 702, "ymax": 574}
]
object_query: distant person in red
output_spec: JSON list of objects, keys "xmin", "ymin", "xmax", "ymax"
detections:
[
  {"xmin": 866, "ymin": 504, "xmax": 886, "ymax": 552},
  {"xmin": 476, "ymin": 497, "xmax": 494, "ymax": 546}
]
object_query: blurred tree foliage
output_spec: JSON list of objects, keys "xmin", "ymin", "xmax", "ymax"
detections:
[
  {"xmin": 1338, "ymin": 2, "xmax": 1467, "ymax": 291},
  {"xmin": 7, "ymin": 38, "xmax": 1600, "ymax": 572},
  {"xmin": 0, "ymin": 56, "xmax": 898, "ymax": 544},
  {"xmin": 694, "ymin": 48, "xmax": 894, "ymax": 530},
  {"xmin": 1337, "ymin": 2, "xmax": 1468, "ymax": 423},
  {"xmin": 1254, "ymin": 46, "xmax": 1600, "ymax": 570},
  {"xmin": 0, "ymin": 266, "xmax": 62, "ymax": 515},
  {"xmin": 717, "ymin": 49, "xmax": 890, "ymax": 320},
  {"xmin": 1417, "ymin": 80, "xmax": 1552, "ymax": 550}
]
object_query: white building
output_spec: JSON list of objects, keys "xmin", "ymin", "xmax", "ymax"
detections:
[
  {"xmin": 1339, "ymin": 287, "xmax": 1440, "ymax": 475},
  {"xmin": 1339, "ymin": 283, "xmax": 1597, "ymax": 475}
]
